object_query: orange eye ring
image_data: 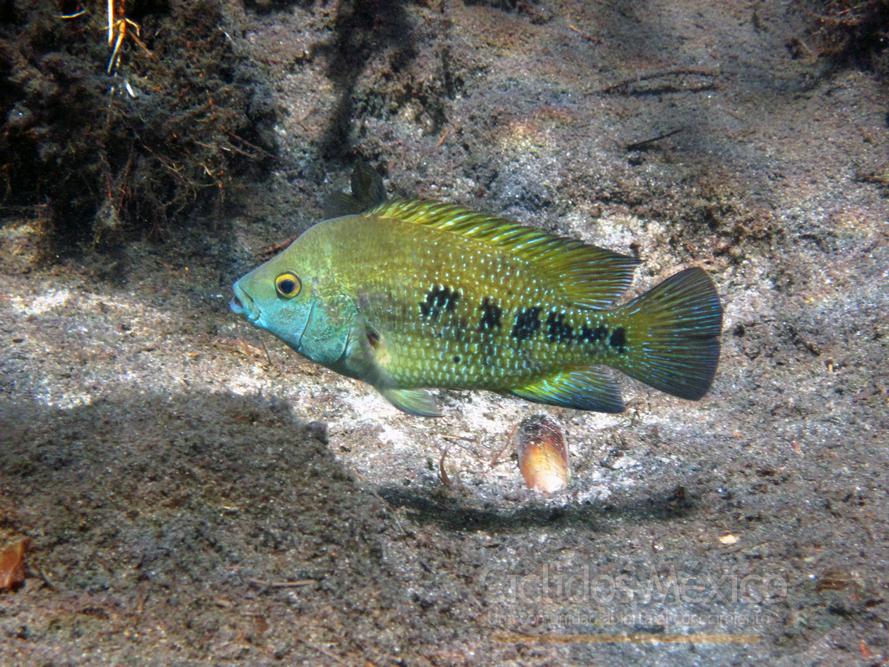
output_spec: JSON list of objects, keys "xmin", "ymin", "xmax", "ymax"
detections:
[{"xmin": 275, "ymin": 273, "xmax": 301, "ymax": 298}]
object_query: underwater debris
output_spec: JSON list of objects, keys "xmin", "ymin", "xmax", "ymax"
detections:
[
  {"xmin": 515, "ymin": 414, "xmax": 570, "ymax": 493},
  {"xmin": 105, "ymin": 0, "xmax": 148, "ymax": 73},
  {"xmin": 0, "ymin": 538, "xmax": 30, "ymax": 590},
  {"xmin": 0, "ymin": 0, "xmax": 276, "ymax": 253},
  {"xmin": 797, "ymin": 0, "xmax": 889, "ymax": 74}
]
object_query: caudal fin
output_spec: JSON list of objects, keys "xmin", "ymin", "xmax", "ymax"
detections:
[{"xmin": 614, "ymin": 268, "xmax": 723, "ymax": 400}]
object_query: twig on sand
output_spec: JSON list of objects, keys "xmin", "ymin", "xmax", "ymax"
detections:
[{"xmin": 601, "ymin": 68, "xmax": 719, "ymax": 95}]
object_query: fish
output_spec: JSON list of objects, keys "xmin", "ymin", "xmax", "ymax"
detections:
[{"xmin": 231, "ymin": 164, "xmax": 723, "ymax": 417}]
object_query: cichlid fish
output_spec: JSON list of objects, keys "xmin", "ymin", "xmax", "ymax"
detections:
[{"xmin": 231, "ymin": 165, "xmax": 723, "ymax": 417}]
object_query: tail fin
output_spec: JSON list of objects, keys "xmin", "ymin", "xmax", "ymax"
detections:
[{"xmin": 613, "ymin": 268, "xmax": 722, "ymax": 400}]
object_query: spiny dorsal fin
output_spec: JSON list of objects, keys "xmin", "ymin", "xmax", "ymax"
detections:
[{"xmin": 368, "ymin": 199, "xmax": 640, "ymax": 308}]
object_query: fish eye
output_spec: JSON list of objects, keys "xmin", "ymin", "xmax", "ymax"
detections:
[{"xmin": 275, "ymin": 272, "xmax": 301, "ymax": 298}]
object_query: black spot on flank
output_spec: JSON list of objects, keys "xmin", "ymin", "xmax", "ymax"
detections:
[
  {"xmin": 579, "ymin": 324, "xmax": 609, "ymax": 344},
  {"xmin": 478, "ymin": 297, "xmax": 502, "ymax": 331},
  {"xmin": 609, "ymin": 327, "xmax": 627, "ymax": 353},
  {"xmin": 511, "ymin": 306, "xmax": 541, "ymax": 341},
  {"xmin": 453, "ymin": 355, "xmax": 461, "ymax": 363},
  {"xmin": 419, "ymin": 286, "xmax": 460, "ymax": 320},
  {"xmin": 545, "ymin": 311, "xmax": 574, "ymax": 343}
]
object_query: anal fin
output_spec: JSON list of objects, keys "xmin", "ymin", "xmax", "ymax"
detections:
[{"xmin": 507, "ymin": 367, "xmax": 624, "ymax": 413}]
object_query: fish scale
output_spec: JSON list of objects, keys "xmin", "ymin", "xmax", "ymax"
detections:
[
  {"xmin": 348, "ymin": 219, "xmax": 630, "ymax": 389},
  {"xmin": 350, "ymin": 220, "xmax": 606, "ymax": 387},
  {"xmin": 231, "ymin": 167, "xmax": 723, "ymax": 417}
]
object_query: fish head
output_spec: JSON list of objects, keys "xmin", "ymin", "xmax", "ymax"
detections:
[{"xmin": 230, "ymin": 231, "xmax": 356, "ymax": 367}]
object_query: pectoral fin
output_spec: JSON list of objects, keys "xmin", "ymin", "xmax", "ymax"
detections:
[{"xmin": 341, "ymin": 315, "xmax": 441, "ymax": 417}]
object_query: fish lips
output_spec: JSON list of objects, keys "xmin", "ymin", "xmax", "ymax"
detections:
[{"xmin": 230, "ymin": 282, "xmax": 261, "ymax": 323}]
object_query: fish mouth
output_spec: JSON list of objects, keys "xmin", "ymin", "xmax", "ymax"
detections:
[{"xmin": 230, "ymin": 283, "xmax": 260, "ymax": 322}]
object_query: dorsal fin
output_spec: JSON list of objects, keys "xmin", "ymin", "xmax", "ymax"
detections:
[
  {"xmin": 324, "ymin": 160, "xmax": 388, "ymax": 218},
  {"xmin": 367, "ymin": 199, "xmax": 640, "ymax": 308}
]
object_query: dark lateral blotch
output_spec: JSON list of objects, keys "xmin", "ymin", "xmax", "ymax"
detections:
[
  {"xmin": 419, "ymin": 285, "xmax": 460, "ymax": 320},
  {"xmin": 511, "ymin": 306, "xmax": 541, "ymax": 341},
  {"xmin": 609, "ymin": 327, "xmax": 627, "ymax": 352},
  {"xmin": 479, "ymin": 297, "xmax": 502, "ymax": 331},
  {"xmin": 579, "ymin": 324, "xmax": 609, "ymax": 344},
  {"xmin": 545, "ymin": 311, "xmax": 574, "ymax": 344}
]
